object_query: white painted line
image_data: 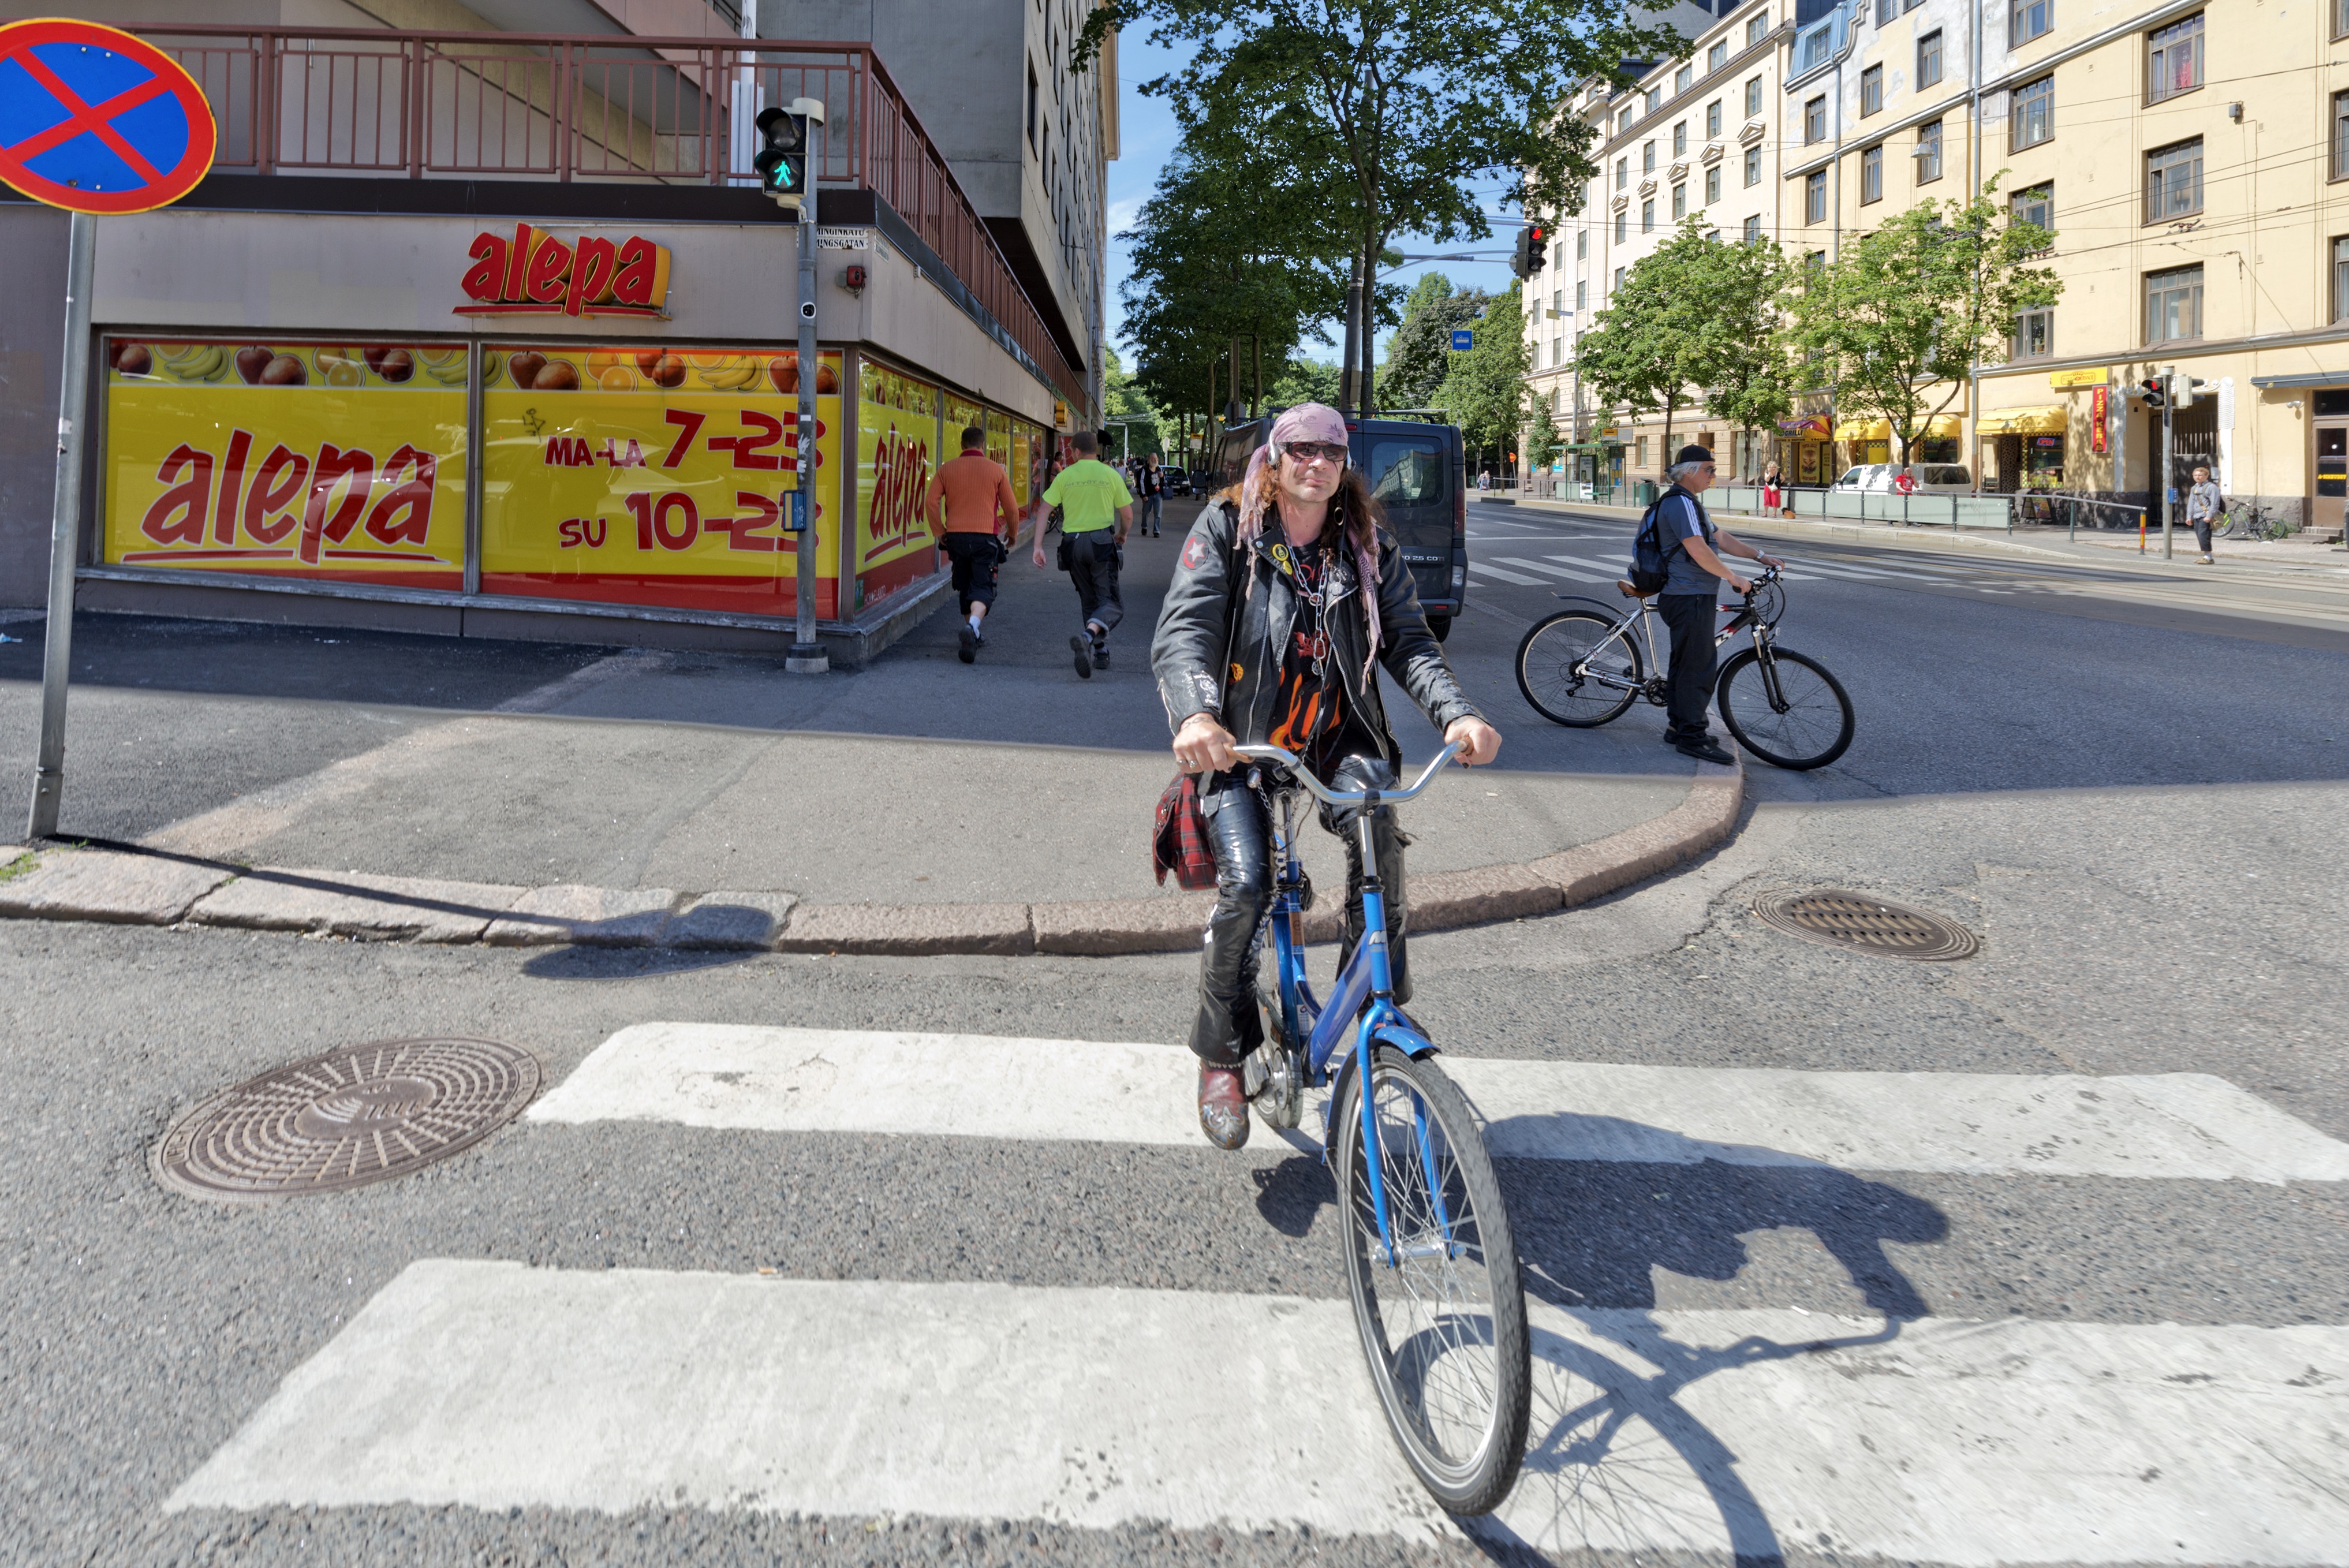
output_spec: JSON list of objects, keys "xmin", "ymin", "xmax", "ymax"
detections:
[
  {"xmin": 525, "ymin": 1025, "xmax": 2349, "ymax": 1185},
  {"xmin": 1470, "ymin": 562, "xmax": 1549, "ymax": 585},
  {"xmin": 1495, "ymin": 556, "xmax": 1612, "ymax": 583},
  {"xmin": 1782, "ymin": 555, "xmax": 1901, "ymax": 578},
  {"xmin": 167, "ymin": 1263, "xmax": 2349, "ymax": 1565}
]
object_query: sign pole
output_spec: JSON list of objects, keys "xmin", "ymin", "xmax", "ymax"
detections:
[
  {"xmin": 2161, "ymin": 365, "xmax": 2176, "ymax": 562},
  {"xmin": 786, "ymin": 148, "xmax": 827, "ymax": 674},
  {"xmin": 28, "ymin": 210, "xmax": 97, "ymax": 841}
]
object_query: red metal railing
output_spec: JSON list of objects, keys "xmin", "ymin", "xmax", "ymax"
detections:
[{"xmin": 130, "ymin": 24, "xmax": 1082, "ymax": 405}]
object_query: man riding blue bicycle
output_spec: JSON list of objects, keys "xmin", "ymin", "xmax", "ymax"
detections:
[{"xmin": 1152, "ymin": 402, "xmax": 1502, "ymax": 1151}]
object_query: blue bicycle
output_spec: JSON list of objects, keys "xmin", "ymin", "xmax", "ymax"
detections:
[{"xmin": 1232, "ymin": 741, "xmax": 1532, "ymax": 1516}]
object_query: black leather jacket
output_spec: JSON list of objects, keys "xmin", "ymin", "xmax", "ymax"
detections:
[{"xmin": 1152, "ymin": 499, "xmax": 1480, "ymax": 785}]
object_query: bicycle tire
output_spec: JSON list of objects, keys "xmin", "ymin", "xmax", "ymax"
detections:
[
  {"xmin": 1715, "ymin": 646, "xmax": 1854, "ymax": 770},
  {"xmin": 1515, "ymin": 609, "xmax": 1641, "ymax": 727},
  {"xmin": 1333, "ymin": 1044, "xmax": 1531, "ymax": 1515}
]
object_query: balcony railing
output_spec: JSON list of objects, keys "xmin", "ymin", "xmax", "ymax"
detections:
[{"xmin": 130, "ymin": 24, "xmax": 1081, "ymax": 404}]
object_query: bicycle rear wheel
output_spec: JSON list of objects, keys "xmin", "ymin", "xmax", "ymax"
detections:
[
  {"xmin": 1715, "ymin": 645, "xmax": 1854, "ymax": 769},
  {"xmin": 1333, "ymin": 1044, "xmax": 1530, "ymax": 1515},
  {"xmin": 1515, "ymin": 609, "xmax": 1641, "ymax": 726}
]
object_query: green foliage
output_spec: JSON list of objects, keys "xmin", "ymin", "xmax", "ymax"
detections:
[
  {"xmin": 1521, "ymin": 389, "xmax": 1564, "ymax": 472},
  {"xmin": 1572, "ymin": 218, "xmax": 1721, "ymax": 458},
  {"xmin": 1435, "ymin": 280, "xmax": 1532, "ymax": 463},
  {"xmin": 1266, "ymin": 357, "xmax": 1343, "ymax": 408},
  {"xmin": 0, "ymin": 850, "xmax": 35, "ymax": 884},
  {"xmin": 1103, "ymin": 349, "xmax": 1168, "ymax": 459},
  {"xmin": 1682, "ymin": 233, "xmax": 1798, "ymax": 463},
  {"xmin": 1380, "ymin": 274, "xmax": 1496, "ymax": 411},
  {"xmin": 1784, "ymin": 178, "xmax": 2060, "ymax": 463}
]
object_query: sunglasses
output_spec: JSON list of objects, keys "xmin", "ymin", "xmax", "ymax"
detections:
[{"xmin": 1280, "ymin": 440, "xmax": 1348, "ymax": 466}]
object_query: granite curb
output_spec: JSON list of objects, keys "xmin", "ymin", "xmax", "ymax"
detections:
[{"xmin": 0, "ymin": 755, "xmax": 1741, "ymax": 956}]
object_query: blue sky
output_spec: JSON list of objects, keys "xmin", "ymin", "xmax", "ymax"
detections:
[{"xmin": 1102, "ymin": 27, "xmax": 1520, "ymax": 372}]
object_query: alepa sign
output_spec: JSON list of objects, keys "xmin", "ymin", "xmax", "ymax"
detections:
[{"xmin": 457, "ymin": 222, "xmax": 673, "ymax": 320}]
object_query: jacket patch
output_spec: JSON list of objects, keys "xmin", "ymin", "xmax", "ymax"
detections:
[
  {"xmin": 1229, "ymin": 662, "xmax": 1244, "ymax": 683},
  {"xmin": 1182, "ymin": 534, "xmax": 1208, "ymax": 569}
]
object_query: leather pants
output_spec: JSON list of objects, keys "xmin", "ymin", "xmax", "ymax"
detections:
[{"xmin": 1186, "ymin": 754, "xmax": 1411, "ymax": 1067}]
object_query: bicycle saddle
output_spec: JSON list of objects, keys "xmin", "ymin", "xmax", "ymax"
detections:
[{"xmin": 1616, "ymin": 578, "xmax": 1657, "ymax": 598}]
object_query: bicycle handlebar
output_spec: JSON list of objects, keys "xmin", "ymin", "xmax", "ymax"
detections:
[{"xmin": 1231, "ymin": 742, "xmax": 1462, "ymax": 807}]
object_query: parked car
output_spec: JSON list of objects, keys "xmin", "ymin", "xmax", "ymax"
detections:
[
  {"xmin": 1211, "ymin": 410, "xmax": 1467, "ymax": 640},
  {"xmin": 1831, "ymin": 461, "xmax": 1973, "ymax": 494},
  {"xmin": 1162, "ymin": 466, "xmax": 1192, "ymax": 497}
]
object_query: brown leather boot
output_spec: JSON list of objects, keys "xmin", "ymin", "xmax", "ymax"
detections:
[{"xmin": 1197, "ymin": 1066, "xmax": 1250, "ymax": 1151}]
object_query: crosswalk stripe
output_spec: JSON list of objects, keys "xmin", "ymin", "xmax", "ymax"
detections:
[
  {"xmin": 524, "ymin": 1025, "xmax": 2349, "ymax": 1185},
  {"xmin": 1495, "ymin": 556, "xmax": 1613, "ymax": 583},
  {"xmin": 1470, "ymin": 562, "xmax": 1548, "ymax": 585},
  {"xmin": 166, "ymin": 1261, "xmax": 2349, "ymax": 1564}
]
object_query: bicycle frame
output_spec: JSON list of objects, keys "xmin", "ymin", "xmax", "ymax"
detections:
[
  {"xmin": 1558, "ymin": 567, "xmax": 1784, "ymax": 705},
  {"xmin": 1238, "ymin": 743, "xmax": 1458, "ymax": 1267}
]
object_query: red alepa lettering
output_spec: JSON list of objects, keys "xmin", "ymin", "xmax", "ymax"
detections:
[
  {"xmin": 241, "ymin": 443, "xmax": 310, "ymax": 544},
  {"xmin": 140, "ymin": 443, "xmax": 212, "ymax": 544},
  {"xmin": 299, "ymin": 444, "xmax": 376, "ymax": 563},
  {"xmin": 211, "ymin": 428, "xmax": 253, "ymax": 544},
  {"xmin": 365, "ymin": 446, "xmax": 436, "ymax": 544},
  {"xmin": 567, "ymin": 236, "xmax": 619, "ymax": 317}
]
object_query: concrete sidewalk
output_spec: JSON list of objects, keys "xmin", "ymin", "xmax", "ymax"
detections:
[{"xmin": 1, "ymin": 503, "xmax": 1742, "ymax": 956}]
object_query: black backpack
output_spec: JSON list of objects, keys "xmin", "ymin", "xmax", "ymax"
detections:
[{"xmin": 1629, "ymin": 491, "xmax": 1690, "ymax": 592}]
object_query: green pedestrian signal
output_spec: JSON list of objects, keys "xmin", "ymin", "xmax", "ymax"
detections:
[{"xmin": 755, "ymin": 107, "xmax": 810, "ymax": 201}]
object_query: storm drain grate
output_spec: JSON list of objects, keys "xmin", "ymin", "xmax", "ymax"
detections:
[
  {"xmin": 154, "ymin": 1037, "xmax": 541, "ymax": 1201},
  {"xmin": 1750, "ymin": 889, "xmax": 1980, "ymax": 962}
]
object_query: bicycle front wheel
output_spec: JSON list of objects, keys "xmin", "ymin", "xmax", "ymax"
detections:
[
  {"xmin": 1515, "ymin": 609, "xmax": 1641, "ymax": 726},
  {"xmin": 1334, "ymin": 1044, "xmax": 1530, "ymax": 1516},
  {"xmin": 1716, "ymin": 646, "xmax": 1854, "ymax": 769}
]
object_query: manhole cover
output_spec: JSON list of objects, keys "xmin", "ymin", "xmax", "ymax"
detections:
[
  {"xmin": 154, "ymin": 1037, "xmax": 541, "ymax": 1201},
  {"xmin": 1750, "ymin": 889, "xmax": 1980, "ymax": 961}
]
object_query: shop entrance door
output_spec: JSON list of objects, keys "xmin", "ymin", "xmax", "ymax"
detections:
[{"xmin": 2315, "ymin": 423, "xmax": 2348, "ymax": 536}]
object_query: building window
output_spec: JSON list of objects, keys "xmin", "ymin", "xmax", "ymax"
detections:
[
  {"xmin": 1745, "ymin": 144, "xmax": 1762, "ymax": 185},
  {"xmin": 2333, "ymin": 237, "xmax": 2349, "ymax": 320},
  {"xmin": 1877, "ymin": 0, "xmax": 1898, "ymax": 23},
  {"xmin": 2339, "ymin": 0, "xmax": 2349, "ymax": 39},
  {"xmin": 2146, "ymin": 264, "xmax": 2203, "ymax": 342},
  {"xmin": 1805, "ymin": 96, "xmax": 1827, "ymax": 144},
  {"xmin": 1747, "ymin": 12, "xmax": 1768, "ymax": 47},
  {"xmin": 1917, "ymin": 30, "xmax": 1943, "ymax": 88},
  {"xmin": 1025, "ymin": 59, "xmax": 1039, "ymax": 150},
  {"xmin": 1805, "ymin": 169, "xmax": 1827, "ymax": 222},
  {"xmin": 2014, "ymin": 0, "xmax": 2053, "ymax": 45},
  {"xmin": 2147, "ymin": 14, "xmax": 2202, "ymax": 102},
  {"xmin": 1643, "ymin": 198, "xmax": 1656, "ymax": 231},
  {"xmin": 1861, "ymin": 64, "xmax": 1884, "ymax": 117},
  {"xmin": 2013, "ymin": 182, "xmax": 2053, "ymax": 230},
  {"xmin": 1745, "ymin": 75, "xmax": 1763, "ymax": 118},
  {"xmin": 1673, "ymin": 183, "xmax": 1687, "ymax": 219},
  {"xmin": 1614, "ymin": 266, "xmax": 1626, "ymax": 291},
  {"xmin": 1617, "ymin": 156, "xmax": 1629, "ymax": 189},
  {"xmin": 2145, "ymin": 138, "xmax": 2203, "ymax": 222},
  {"xmin": 1674, "ymin": 121, "xmax": 1689, "ymax": 156},
  {"xmin": 1577, "ymin": 229, "xmax": 1589, "ymax": 260},
  {"xmin": 1615, "ymin": 210, "xmax": 1627, "ymax": 242},
  {"xmin": 2333, "ymin": 90, "xmax": 2349, "ymax": 180},
  {"xmin": 1861, "ymin": 144, "xmax": 1884, "ymax": 203},
  {"xmin": 1744, "ymin": 213, "xmax": 1762, "ymax": 242},
  {"xmin": 1915, "ymin": 120, "xmax": 1943, "ymax": 182},
  {"xmin": 1646, "ymin": 87, "xmax": 1662, "ymax": 115},
  {"xmin": 1636, "ymin": 437, "xmax": 1648, "ymax": 468},
  {"xmin": 2012, "ymin": 76, "xmax": 2053, "ymax": 150},
  {"xmin": 1644, "ymin": 141, "xmax": 1657, "ymax": 173},
  {"xmin": 2015, "ymin": 308, "xmax": 2054, "ymax": 358},
  {"xmin": 1708, "ymin": 39, "xmax": 1728, "ymax": 73},
  {"xmin": 1706, "ymin": 164, "xmax": 1722, "ymax": 203},
  {"xmin": 1707, "ymin": 99, "xmax": 1723, "ymax": 138},
  {"xmin": 1618, "ymin": 107, "xmax": 1633, "ymax": 135},
  {"xmin": 1675, "ymin": 64, "xmax": 1693, "ymax": 95},
  {"xmin": 1577, "ymin": 278, "xmax": 1588, "ymax": 311}
]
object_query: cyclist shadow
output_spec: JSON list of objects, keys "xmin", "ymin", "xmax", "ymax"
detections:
[{"xmin": 1462, "ymin": 1117, "xmax": 1948, "ymax": 1566}]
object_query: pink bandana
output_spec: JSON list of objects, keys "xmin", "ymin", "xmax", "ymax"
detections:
[{"xmin": 1236, "ymin": 403, "xmax": 1381, "ymax": 671}]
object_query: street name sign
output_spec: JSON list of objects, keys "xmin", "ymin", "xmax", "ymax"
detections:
[{"xmin": 1450, "ymin": 329, "xmax": 1474, "ymax": 351}]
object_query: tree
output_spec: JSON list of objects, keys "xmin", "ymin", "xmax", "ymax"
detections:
[
  {"xmin": 1572, "ymin": 219, "xmax": 1720, "ymax": 462},
  {"xmin": 1521, "ymin": 384, "xmax": 1564, "ymax": 475},
  {"xmin": 1435, "ymin": 279, "xmax": 1532, "ymax": 474},
  {"xmin": 1103, "ymin": 349, "xmax": 1167, "ymax": 460},
  {"xmin": 1267, "ymin": 356, "xmax": 1343, "ymax": 408},
  {"xmin": 1080, "ymin": 0, "xmax": 1679, "ymax": 417},
  {"xmin": 1380, "ymin": 273, "xmax": 1495, "ymax": 411},
  {"xmin": 1682, "ymin": 234, "xmax": 1797, "ymax": 477},
  {"xmin": 1785, "ymin": 179, "xmax": 2059, "ymax": 466}
]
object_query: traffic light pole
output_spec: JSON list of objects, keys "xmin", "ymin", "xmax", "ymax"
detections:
[
  {"xmin": 786, "ymin": 184, "xmax": 827, "ymax": 673},
  {"xmin": 2161, "ymin": 364, "xmax": 2176, "ymax": 562}
]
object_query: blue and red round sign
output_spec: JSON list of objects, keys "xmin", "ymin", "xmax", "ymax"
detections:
[{"xmin": 0, "ymin": 18, "xmax": 216, "ymax": 215}]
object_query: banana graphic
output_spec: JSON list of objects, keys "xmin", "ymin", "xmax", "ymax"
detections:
[
  {"xmin": 192, "ymin": 345, "xmax": 229, "ymax": 382},
  {"xmin": 160, "ymin": 345, "xmax": 211, "ymax": 370},
  {"xmin": 697, "ymin": 361, "xmax": 760, "ymax": 390}
]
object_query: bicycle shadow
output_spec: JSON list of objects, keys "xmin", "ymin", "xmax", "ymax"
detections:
[{"xmin": 1252, "ymin": 1112, "xmax": 1947, "ymax": 1566}]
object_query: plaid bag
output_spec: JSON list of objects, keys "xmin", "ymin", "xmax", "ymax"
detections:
[{"xmin": 1152, "ymin": 771, "xmax": 1218, "ymax": 890}]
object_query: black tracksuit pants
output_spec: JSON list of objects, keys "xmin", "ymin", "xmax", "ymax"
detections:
[{"xmin": 1656, "ymin": 592, "xmax": 1719, "ymax": 744}]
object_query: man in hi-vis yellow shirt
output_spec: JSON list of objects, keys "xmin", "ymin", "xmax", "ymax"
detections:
[{"xmin": 1033, "ymin": 430, "xmax": 1133, "ymax": 680}]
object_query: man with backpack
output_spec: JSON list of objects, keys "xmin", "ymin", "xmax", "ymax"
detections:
[{"xmin": 1634, "ymin": 445, "xmax": 1782, "ymax": 766}]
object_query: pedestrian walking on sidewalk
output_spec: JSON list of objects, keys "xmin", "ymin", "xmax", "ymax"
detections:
[
  {"xmin": 1761, "ymin": 458, "xmax": 1789, "ymax": 518},
  {"xmin": 1642, "ymin": 445, "xmax": 1782, "ymax": 766},
  {"xmin": 924, "ymin": 424, "xmax": 1021, "ymax": 663},
  {"xmin": 1153, "ymin": 402, "xmax": 1502, "ymax": 1150},
  {"xmin": 1033, "ymin": 430, "xmax": 1134, "ymax": 678},
  {"xmin": 1138, "ymin": 453, "xmax": 1166, "ymax": 537},
  {"xmin": 2185, "ymin": 464, "xmax": 2223, "ymax": 565}
]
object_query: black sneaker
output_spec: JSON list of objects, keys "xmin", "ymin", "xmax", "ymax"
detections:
[
  {"xmin": 1091, "ymin": 641, "xmax": 1110, "ymax": 669},
  {"xmin": 1070, "ymin": 634, "xmax": 1093, "ymax": 679},
  {"xmin": 957, "ymin": 624, "xmax": 977, "ymax": 664},
  {"xmin": 1676, "ymin": 737, "xmax": 1735, "ymax": 766}
]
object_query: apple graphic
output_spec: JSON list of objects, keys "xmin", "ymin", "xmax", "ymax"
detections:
[
  {"xmin": 114, "ymin": 343, "xmax": 151, "ymax": 376},
  {"xmin": 236, "ymin": 346, "xmax": 274, "ymax": 384},
  {"xmin": 507, "ymin": 351, "xmax": 547, "ymax": 390},
  {"xmin": 648, "ymin": 353, "xmax": 686, "ymax": 389},
  {"xmin": 375, "ymin": 348, "xmax": 414, "ymax": 383},
  {"xmin": 260, "ymin": 354, "xmax": 307, "ymax": 386},
  {"xmin": 532, "ymin": 359, "xmax": 578, "ymax": 390}
]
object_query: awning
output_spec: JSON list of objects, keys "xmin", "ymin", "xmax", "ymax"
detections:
[
  {"xmin": 2250, "ymin": 371, "xmax": 2349, "ymax": 390},
  {"xmin": 1975, "ymin": 405, "xmax": 2066, "ymax": 435},
  {"xmin": 1777, "ymin": 415, "xmax": 1831, "ymax": 439},
  {"xmin": 1834, "ymin": 418, "xmax": 1891, "ymax": 441}
]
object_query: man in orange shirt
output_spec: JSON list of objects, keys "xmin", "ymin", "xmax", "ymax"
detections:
[{"xmin": 924, "ymin": 424, "xmax": 1021, "ymax": 663}]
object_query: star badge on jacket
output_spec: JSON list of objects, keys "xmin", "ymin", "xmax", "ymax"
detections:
[{"xmin": 1182, "ymin": 534, "xmax": 1208, "ymax": 569}]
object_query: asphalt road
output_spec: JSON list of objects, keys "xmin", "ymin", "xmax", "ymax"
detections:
[{"xmin": 2, "ymin": 498, "xmax": 2346, "ymax": 1566}]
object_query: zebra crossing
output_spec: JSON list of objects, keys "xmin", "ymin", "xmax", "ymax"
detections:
[{"xmin": 163, "ymin": 1022, "xmax": 2349, "ymax": 1565}]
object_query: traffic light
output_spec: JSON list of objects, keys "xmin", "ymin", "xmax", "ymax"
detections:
[
  {"xmin": 2172, "ymin": 372, "xmax": 2208, "ymax": 409},
  {"xmin": 1527, "ymin": 225, "xmax": 1547, "ymax": 277},
  {"xmin": 1512, "ymin": 226, "xmax": 1535, "ymax": 278},
  {"xmin": 2138, "ymin": 376, "xmax": 2167, "ymax": 412},
  {"xmin": 754, "ymin": 106, "xmax": 809, "ymax": 202}
]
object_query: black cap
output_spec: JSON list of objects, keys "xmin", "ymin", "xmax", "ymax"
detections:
[{"xmin": 1675, "ymin": 445, "xmax": 1713, "ymax": 465}]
